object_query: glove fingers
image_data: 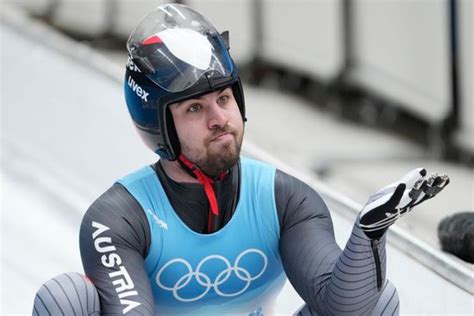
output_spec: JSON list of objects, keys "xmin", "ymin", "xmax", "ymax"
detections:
[
  {"xmin": 404, "ymin": 172, "xmax": 449, "ymax": 207},
  {"xmin": 433, "ymin": 174, "xmax": 449, "ymax": 190},
  {"xmin": 396, "ymin": 169, "xmax": 426, "ymax": 209},
  {"xmin": 400, "ymin": 168, "xmax": 426, "ymax": 187},
  {"xmin": 410, "ymin": 174, "xmax": 450, "ymax": 207},
  {"xmin": 359, "ymin": 169, "xmax": 449, "ymax": 236},
  {"xmin": 409, "ymin": 178, "xmax": 429, "ymax": 204},
  {"xmin": 424, "ymin": 175, "xmax": 444, "ymax": 195},
  {"xmin": 408, "ymin": 177, "xmax": 426, "ymax": 199},
  {"xmin": 372, "ymin": 168, "xmax": 425, "ymax": 198}
]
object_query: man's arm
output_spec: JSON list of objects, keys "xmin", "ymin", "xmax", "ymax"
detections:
[
  {"xmin": 276, "ymin": 170, "xmax": 387, "ymax": 315},
  {"xmin": 80, "ymin": 183, "xmax": 155, "ymax": 315}
]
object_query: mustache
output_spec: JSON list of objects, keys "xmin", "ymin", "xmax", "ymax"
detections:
[{"xmin": 209, "ymin": 124, "xmax": 235, "ymax": 141}]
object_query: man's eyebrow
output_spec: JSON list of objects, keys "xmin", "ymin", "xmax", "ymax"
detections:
[{"xmin": 175, "ymin": 88, "xmax": 228, "ymax": 107}]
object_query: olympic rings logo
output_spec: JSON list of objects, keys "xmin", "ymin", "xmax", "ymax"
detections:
[{"xmin": 155, "ymin": 248, "xmax": 268, "ymax": 302}]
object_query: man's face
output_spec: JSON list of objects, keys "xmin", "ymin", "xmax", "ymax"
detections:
[{"xmin": 169, "ymin": 87, "xmax": 244, "ymax": 177}]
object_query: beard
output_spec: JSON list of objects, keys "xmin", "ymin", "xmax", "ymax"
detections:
[{"xmin": 180, "ymin": 125, "xmax": 244, "ymax": 178}]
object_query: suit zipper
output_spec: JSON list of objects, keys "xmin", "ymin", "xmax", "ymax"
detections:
[{"xmin": 371, "ymin": 239, "xmax": 382, "ymax": 291}]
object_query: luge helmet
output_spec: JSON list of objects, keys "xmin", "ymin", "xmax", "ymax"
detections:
[{"xmin": 124, "ymin": 3, "xmax": 245, "ymax": 160}]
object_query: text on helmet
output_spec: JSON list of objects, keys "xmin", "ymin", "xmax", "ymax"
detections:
[
  {"xmin": 128, "ymin": 76, "xmax": 149, "ymax": 102},
  {"xmin": 126, "ymin": 56, "xmax": 141, "ymax": 73}
]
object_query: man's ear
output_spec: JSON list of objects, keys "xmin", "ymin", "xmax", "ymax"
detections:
[{"xmin": 220, "ymin": 31, "xmax": 230, "ymax": 50}]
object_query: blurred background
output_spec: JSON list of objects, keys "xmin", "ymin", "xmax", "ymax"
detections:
[{"xmin": 1, "ymin": 0, "xmax": 473, "ymax": 315}]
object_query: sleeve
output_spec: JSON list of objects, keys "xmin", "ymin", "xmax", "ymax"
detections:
[
  {"xmin": 275, "ymin": 170, "xmax": 387, "ymax": 315},
  {"xmin": 79, "ymin": 183, "xmax": 155, "ymax": 315}
]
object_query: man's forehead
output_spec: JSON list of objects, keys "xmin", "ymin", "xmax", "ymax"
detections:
[{"xmin": 172, "ymin": 87, "xmax": 232, "ymax": 107}]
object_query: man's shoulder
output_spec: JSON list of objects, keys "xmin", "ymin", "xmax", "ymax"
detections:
[
  {"xmin": 240, "ymin": 156, "xmax": 276, "ymax": 170},
  {"xmin": 117, "ymin": 164, "xmax": 156, "ymax": 187},
  {"xmin": 239, "ymin": 157, "xmax": 320, "ymax": 194},
  {"xmin": 80, "ymin": 183, "xmax": 151, "ymax": 259},
  {"xmin": 275, "ymin": 169, "xmax": 326, "ymax": 203},
  {"xmin": 83, "ymin": 183, "xmax": 145, "ymax": 223}
]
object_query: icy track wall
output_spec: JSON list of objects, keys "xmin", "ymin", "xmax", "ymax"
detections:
[{"xmin": 7, "ymin": 0, "xmax": 474, "ymax": 165}]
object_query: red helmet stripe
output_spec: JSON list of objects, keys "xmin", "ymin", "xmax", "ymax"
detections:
[{"xmin": 143, "ymin": 35, "xmax": 163, "ymax": 45}]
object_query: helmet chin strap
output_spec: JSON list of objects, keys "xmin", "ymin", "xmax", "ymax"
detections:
[{"xmin": 178, "ymin": 154, "xmax": 228, "ymax": 233}]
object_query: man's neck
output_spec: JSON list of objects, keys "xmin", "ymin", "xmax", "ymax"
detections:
[{"xmin": 159, "ymin": 159, "xmax": 200, "ymax": 183}]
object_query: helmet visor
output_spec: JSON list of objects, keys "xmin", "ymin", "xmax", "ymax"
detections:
[{"xmin": 127, "ymin": 4, "xmax": 234, "ymax": 93}]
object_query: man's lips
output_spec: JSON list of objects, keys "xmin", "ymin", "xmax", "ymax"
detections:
[{"xmin": 210, "ymin": 132, "xmax": 233, "ymax": 142}]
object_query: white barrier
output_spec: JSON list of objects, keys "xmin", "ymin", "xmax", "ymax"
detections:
[
  {"xmin": 6, "ymin": 0, "xmax": 253, "ymax": 63},
  {"xmin": 186, "ymin": 0, "xmax": 254, "ymax": 64},
  {"xmin": 3, "ymin": 0, "xmax": 51, "ymax": 16},
  {"xmin": 260, "ymin": 0, "xmax": 344, "ymax": 81},
  {"xmin": 5, "ymin": 0, "xmax": 167, "ymax": 38},
  {"xmin": 457, "ymin": 0, "xmax": 473, "ymax": 151},
  {"xmin": 349, "ymin": 0, "xmax": 451, "ymax": 124},
  {"xmin": 53, "ymin": 0, "xmax": 111, "ymax": 36},
  {"xmin": 114, "ymin": 0, "xmax": 168, "ymax": 38}
]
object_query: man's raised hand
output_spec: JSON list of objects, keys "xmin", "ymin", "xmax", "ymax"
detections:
[{"xmin": 358, "ymin": 168, "xmax": 450, "ymax": 238}]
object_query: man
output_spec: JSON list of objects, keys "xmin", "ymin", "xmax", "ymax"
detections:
[{"xmin": 33, "ymin": 4, "xmax": 449, "ymax": 315}]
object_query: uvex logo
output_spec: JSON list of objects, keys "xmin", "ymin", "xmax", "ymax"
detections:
[
  {"xmin": 92, "ymin": 221, "xmax": 141, "ymax": 314},
  {"xmin": 126, "ymin": 57, "xmax": 141, "ymax": 73},
  {"xmin": 128, "ymin": 76, "xmax": 149, "ymax": 102}
]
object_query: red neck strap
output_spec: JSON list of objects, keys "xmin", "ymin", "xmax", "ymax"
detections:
[{"xmin": 178, "ymin": 154, "xmax": 228, "ymax": 232}]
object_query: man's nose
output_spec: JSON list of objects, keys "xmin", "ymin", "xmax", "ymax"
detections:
[{"xmin": 208, "ymin": 103, "xmax": 228, "ymax": 129}]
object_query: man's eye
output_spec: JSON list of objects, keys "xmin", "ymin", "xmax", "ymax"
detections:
[
  {"xmin": 218, "ymin": 95, "xmax": 229, "ymax": 104},
  {"xmin": 188, "ymin": 104, "xmax": 201, "ymax": 112}
]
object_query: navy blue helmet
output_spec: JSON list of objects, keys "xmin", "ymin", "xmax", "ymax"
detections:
[{"xmin": 124, "ymin": 3, "xmax": 245, "ymax": 160}]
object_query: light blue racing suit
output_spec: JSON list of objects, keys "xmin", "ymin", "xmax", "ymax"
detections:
[{"xmin": 118, "ymin": 158, "xmax": 286, "ymax": 315}]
